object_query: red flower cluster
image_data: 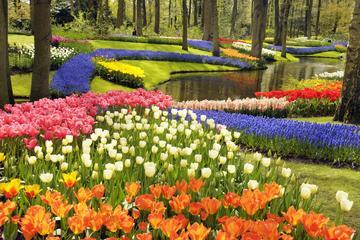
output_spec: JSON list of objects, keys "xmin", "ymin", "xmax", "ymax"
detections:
[
  {"xmin": 0, "ymin": 89, "xmax": 172, "ymax": 146},
  {"xmin": 255, "ymin": 88, "xmax": 341, "ymax": 102}
]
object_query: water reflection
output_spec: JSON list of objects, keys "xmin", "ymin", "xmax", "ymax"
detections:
[{"xmin": 157, "ymin": 58, "xmax": 345, "ymax": 102}]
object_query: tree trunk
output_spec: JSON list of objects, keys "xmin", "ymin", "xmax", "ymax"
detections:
[
  {"xmin": 182, "ymin": 0, "xmax": 188, "ymax": 50},
  {"xmin": 274, "ymin": 0, "xmax": 282, "ymax": 45},
  {"xmin": 201, "ymin": 0, "xmax": 204, "ymax": 28},
  {"xmin": 168, "ymin": 0, "xmax": 172, "ymax": 27},
  {"xmin": 334, "ymin": 0, "xmax": 360, "ymax": 124},
  {"xmin": 314, "ymin": 0, "xmax": 321, "ymax": 38},
  {"xmin": 142, "ymin": 0, "xmax": 147, "ymax": 26},
  {"xmin": 116, "ymin": 0, "xmax": 125, "ymax": 28},
  {"xmin": 202, "ymin": 0, "xmax": 212, "ymax": 40},
  {"xmin": 281, "ymin": 0, "xmax": 291, "ymax": 57},
  {"xmin": 188, "ymin": 0, "xmax": 192, "ymax": 24},
  {"xmin": 212, "ymin": 0, "xmax": 220, "ymax": 56},
  {"xmin": 332, "ymin": 0, "xmax": 340, "ymax": 34},
  {"xmin": 289, "ymin": 4, "xmax": 295, "ymax": 38},
  {"xmin": 0, "ymin": 0, "xmax": 14, "ymax": 107},
  {"xmin": 154, "ymin": 0, "xmax": 160, "ymax": 33},
  {"xmin": 30, "ymin": 0, "xmax": 34, "ymax": 33},
  {"xmin": 31, "ymin": 0, "xmax": 51, "ymax": 101},
  {"xmin": 136, "ymin": 0, "xmax": 143, "ymax": 35},
  {"xmin": 230, "ymin": 0, "xmax": 238, "ymax": 36},
  {"xmin": 305, "ymin": 0, "xmax": 313, "ymax": 38},
  {"xmin": 251, "ymin": 0, "xmax": 269, "ymax": 58},
  {"xmin": 193, "ymin": 0, "xmax": 198, "ymax": 25},
  {"xmin": 133, "ymin": 0, "xmax": 136, "ymax": 23}
]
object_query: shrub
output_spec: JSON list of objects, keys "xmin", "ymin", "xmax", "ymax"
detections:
[
  {"xmin": 335, "ymin": 45, "xmax": 347, "ymax": 53},
  {"xmin": 95, "ymin": 60, "xmax": 145, "ymax": 88}
]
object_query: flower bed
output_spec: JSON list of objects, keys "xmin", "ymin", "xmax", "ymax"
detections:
[
  {"xmin": 174, "ymin": 98, "xmax": 290, "ymax": 118},
  {"xmin": 221, "ymin": 48, "xmax": 259, "ymax": 61},
  {"xmin": 193, "ymin": 109, "xmax": 360, "ymax": 164},
  {"xmin": 232, "ymin": 41, "xmax": 275, "ymax": 60},
  {"xmin": 314, "ymin": 71, "xmax": 344, "ymax": 80},
  {"xmin": 0, "ymin": 105, "xmax": 355, "ymax": 239},
  {"xmin": 267, "ymin": 45, "xmax": 336, "ymax": 55},
  {"xmin": 187, "ymin": 40, "xmax": 213, "ymax": 52},
  {"xmin": 51, "ymin": 49, "xmax": 251, "ymax": 95},
  {"xmin": 95, "ymin": 60, "xmax": 145, "ymax": 88}
]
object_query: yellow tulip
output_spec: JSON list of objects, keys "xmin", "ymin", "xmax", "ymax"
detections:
[{"xmin": 0, "ymin": 153, "xmax": 5, "ymax": 162}]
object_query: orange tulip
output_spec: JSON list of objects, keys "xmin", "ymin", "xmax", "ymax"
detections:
[
  {"xmin": 200, "ymin": 197, "xmax": 221, "ymax": 215},
  {"xmin": 50, "ymin": 200, "xmax": 72, "ymax": 218},
  {"xmin": 20, "ymin": 205, "xmax": 55, "ymax": 238},
  {"xmin": 92, "ymin": 184, "xmax": 105, "ymax": 199},
  {"xmin": 242, "ymin": 232, "xmax": 261, "ymax": 240},
  {"xmin": 118, "ymin": 213, "xmax": 134, "ymax": 233},
  {"xmin": 174, "ymin": 214, "xmax": 189, "ymax": 229},
  {"xmin": 150, "ymin": 184, "xmax": 162, "ymax": 199},
  {"xmin": 220, "ymin": 216, "xmax": 251, "ymax": 239},
  {"xmin": 171, "ymin": 230, "xmax": 189, "ymax": 240},
  {"xmin": 188, "ymin": 223, "xmax": 211, "ymax": 240},
  {"xmin": 223, "ymin": 192, "xmax": 240, "ymax": 209},
  {"xmin": 24, "ymin": 184, "xmax": 41, "ymax": 199},
  {"xmin": 136, "ymin": 233, "xmax": 152, "ymax": 240},
  {"xmin": 74, "ymin": 202, "xmax": 90, "ymax": 217},
  {"xmin": 125, "ymin": 182, "xmax": 141, "ymax": 202},
  {"xmin": 0, "ymin": 179, "xmax": 22, "ymax": 199},
  {"xmin": 148, "ymin": 212, "xmax": 163, "ymax": 229},
  {"xmin": 283, "ymin": 206, "xmax": 305, "ymax": 226},
  {"xmin": 68, "ymin": 215, "xmax": 86, "ymax": 235},
  {"xmin": 160, "ymin": 218, "xmax": 182, "ymax": 238},
  {"xmin": 41, "ymin": 190, "xmax": 63, "ymax": 206},
  {"xmin": 151, "ymin": 201, "xmax": 167, "ymax": 215},
  {"xmin": 84, "ymin": 209, "xmax": 103, "ymax": 232},
  {"xmin": 74, "ymin": 187, "xmax": 94, "ymax": 202},
  {"xmin": 280, "ymin": 234, "xmax": 294, "ymax": 240},
  {"xmin": 323, "ymin": 225, "xmax": 355, "ymax": 240},
  {"xmin": 46, "ymin": 237, "xmax": 61, "ymax": 240},
  {"xmin": 252, "ymin": 220, "xmax": 280, "ymax": 240},
  {"xmin": 189, "ymin": 178, "xmax": 205, "ymax": 193},
  {"xmin": 263, "ymin": 182, "xmax": 281, "ymax": 201},
  {"xmin": 0, "ymin": 200, "xmax": 16, "ymax": 226},
  {"xmin": 80, "ymin": 238, "xmax": 96, "ymax": 240},
  {"xmin": 301, "ymin": 212, "xmax": 329, "ymax": 238},
  {"xmin": 169, "ymin": 193, "xmax": 191, "ymax": 214},
  {"xmin": 61, "ymin": 171, "xmax": 78, "ymax": 188},
  {"xmin": 132, "ymin": 208, "xmax": 141, "ymax": 219},
  {"xmin": 216, "ymin": 231, "xmax": 231, "ymax": 240},
  {"xmin": 238, "ymin": 189, "xmax": 261, "ymax": 216},
  {"xmin": 139, "ymin": 221, "xmax": 148, "ymax": 231},
  {"xmin": 11, "ymin": 215, "xmax": 20, "ymax": 224},
  {"xmin": 161, "ymin": 184, "xmax": 177, "ymax": 199},
  {"xmin": 176, "ymin": 180, "xmax": 188, "ymax": 194},
  {"xmin": 135, "ymin": 194, "xmax": 155, "ymax": 211},
  {"xmin": 189, "ymin": 202, "xmax": 202, "ymax": 216}
]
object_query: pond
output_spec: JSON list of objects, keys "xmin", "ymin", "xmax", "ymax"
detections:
[{"xmin": 156, "ymin": 58, "xmax": 345, "ymax": 102}]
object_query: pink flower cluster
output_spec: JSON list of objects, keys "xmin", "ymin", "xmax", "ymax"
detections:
[
  {"xmin": 0, "ymin": 89, "xmax": 172, "ymax": 147},
  {"xmin": 174, "ymin": 98, "xmax": 290, "ymax": 112}
]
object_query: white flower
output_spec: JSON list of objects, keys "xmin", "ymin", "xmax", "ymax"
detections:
[
  {"xmin": 105, "ymin": 163, "xmax": 115, "ymax": 171},
  {"xmin": 180, "ymin": 159, "xmax": 188, "ymax": 167},
  {"xmin": 136, "ymin": 156, "xmax": 144, "ymax": 165},
  {"xmin": 300, "ymin": 186, "xmax": 312, "ymax": 200},
  {"xmin": 340, "ymin": 198, "xmax": 353, "ymax": 212},
  {"xmin": 219, "ymin": 156, "xmax": 227, "ymax": 164},
  {"xmin": 280, "ymin": 186, "xmax": 285, "ymax": 196},
  {"xmin": 45, "ymin": 140, "xmax": 53, "ymax": 148},
  {"xmin": 151, "ymin": 146, "xmax": 159, "ymax": 154},
  {"xmin": 190, "ymin": 162, "xmax": 199, "ymax": 170},
  {"xmin": 121, "ymin": 146, "xmax": 129, "ymax": 154},
  {"xmin": 194, "ymin": 154, "xmax": 202, "ymax": 163},
  {"xmin": 83, "ymin": 158, "xmax": 92, "ymax": 168},
  {"xmin": 115, "ymin": 161, "xmax": 124, "ymax": 171},
  {"xmin": 247, "ymin": 180, "xmax": 259, "ymax": 190},
  {"xmin": 139, "ymin": 141, "xmax": 146, "ymax": 148},
  {"xmin": 336, "ymin": 191, "xmax": 349, "ymax": 203},
  {"xmin": 108, "ymin": 149, "xmax": 117, "ymax": 158},
  {"xmin": 92, "ymin": 171, "xmax": 98, "ymax": 179},
  {"xmin": 103, "ymin": 169, "xmax": 114, "ymax": 180},
  {"xmin": 209, "ymin": 150, "xmax": 219, "ymax": 159},
  {"xmin": 281, "ymin": 168, "xmax": 292, "ymax": 178},
  {"xmin": 261, "ymin": 157, "xmax": 271, "ymax": 167},
  {"xmin": 116, "ymin": 153, "xmax": 123, "ymax": 160},
  {"xmin": 159, "ymin": 140, "xmax": 166, "ymax": 148},
  {"xmin": 65, "ymin": 135, "xmax": 73, "ymax": 143},
  {"xmin": 28, "ymin": 156, "xmax": 37, "ymax": 165},
  {"xmin": 253, "ymin": 152, "xmax": 262, "ymax": 161},
  {"xmin": 244, "ymin": 163, "xmax": 254, "ymax": 174},
  {"xmin": 144, "ymin": 162, "xmax": 156, "ymax": 177},
  {"xmin": 227, "ymin": 151, "xmax": 234, "ymax": 159},
  {"xmin": 233, "ymin": 132, "xmax": 241, "ymax": 139},
  {"xmin": 139, "ymin": 132, "xmax": 147, "ymax": 139},
  {"xmin": 201, "ymin": 168, "xmax": 212, "ymax": 178},
  {"xmin": 167, "ymin": 164, "xmax": 174, "ymax": 172},
  {"xmin": 227, "ymin": 165, "xmax": 236, "ymax": 174},
  {"xmin": 60, "ymin": 162, "xmax": 68, "ymax": 171},
  {"xmin": 200, "ymin": 115, "xmax": 207, "ymax": 121},
  {"xmin": 160, "ymin": 152, "xmax": 168, "ymax": 161},
  {"xmin": 125, "ymin": 159, "xmax": 131, "ymax": 167},
  {"xmin": 187, "ymin": 168, "xmax": 196, "ymax": 177},
  {"xmin": 169, "ymin": 146, "xmax": 178, "ymax": 155},
  {"xmin": 40, "ymin": 173, "xmax": 53, "ymax": 183},
  {"xmin": 153, "ymin": 136, "xmax": 160, "ymax": 144},
  {"xmin": 213, "ymin": 143, "xmax": 221, "ymax": 151}
]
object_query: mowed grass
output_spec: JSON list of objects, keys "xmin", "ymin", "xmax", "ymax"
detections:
[
  {"xmin": 91, "ymin": 60, "xmax": 238, "ymax": 93},
  {"xmin": 90, "ymin": 40, "xmax": 211, "ymax": 55},
  {"xmin": 296, "ymin": 51, "xmax": 344, "ymax": 59},
  {"xmin": 11, "ymin": 71, "xmax": 56, "ymax": 97},
  {"xmin": 8, "ymin": 34, "xmax": 34, "ymax": 45},
  {"xmin": 290, "ymin": 116, "xmax": 335, "ymax": 123},
  {"xmin": 284, "ymin": 160, "xmax": 360, "ymax": 231}
]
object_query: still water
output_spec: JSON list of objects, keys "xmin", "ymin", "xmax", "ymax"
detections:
[{"xmin": 157, "ymin": 58, "xmax": 345, "ymax": 102}]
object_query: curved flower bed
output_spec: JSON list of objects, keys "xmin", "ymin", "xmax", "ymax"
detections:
[
  {"xmin": 0, "ymin": 106, "xmax": 355, "ymax": 239},
  {"xmin": 193, "ymin": 110, "xmax": 360, "ymax": 164},
  {"xmin": 255, "ymin": 88, "xmax": 340, "ymax": 102},
  {"xmin": 51, "ymin": 49, "xmax": 251, "ymax": 95},
  {"xmin": 187, "ymin": 40, "xmax": 213, "ymax": 51},
  {"xmin": 267, "ymin": 45, "xmax": 336, "ymax": 55}
]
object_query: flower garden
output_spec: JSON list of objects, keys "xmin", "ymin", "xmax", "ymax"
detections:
[{"xmin": 0, "ymin": 89, "xmax": 356, "ymax": 239}]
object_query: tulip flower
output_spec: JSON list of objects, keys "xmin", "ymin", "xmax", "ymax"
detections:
[
  {"xmin": 61, "ymin": 171, "xmax": 79, "ymax": 188},
  {"xmin": 0, "ymin": 179, "xmax": 22, "ymax": 199}
]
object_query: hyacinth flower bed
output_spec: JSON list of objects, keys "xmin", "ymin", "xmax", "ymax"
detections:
[
  {"xmin": 95, "ymin": 60, "xmax": 145, "ymax": 88},
  {"xmin": 0, "ymin": 92, "xmax": 356, "ymax": 239},
  {"xmin": 267, "ymin": 45, "xmax": 336, "ymax": 55},
  {"xmin": 187, "ymin": 40, "xmax": 213, "ymax": 52},
  {"xmin": 193, "ymin": 109, "xmax": 360, "ymax": 165},
  {"xmin": 51, "ymin": 49, "xmax": 251, "ymax": 96}
]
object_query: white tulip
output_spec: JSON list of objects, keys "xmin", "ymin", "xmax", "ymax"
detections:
[
  {"xmin": 261, "ymin": 157, "xmax": 271, "ymax": 167},
  {"xmin": 187, "ymin": 168, "xmax": 196, "ymax": 177},
  {"xmin": 209, "ymin": 150, "xmax": 219, "ymax": 159},
  {"xmin": 144, "ymin": 162, "xmax": 156, "ymax": 177},
  {"xmin": 219, "ymin": 156, "xmax": 227, "ymax": 164},
  {"xmin": 105, "ymin": 163, "xmax": 115, "ymax": 171},
  {"xmin": 300, "ymin": 186, "xmax": 312, "ymax": 200},
  {"xmin": 136, "ymin": 156, "xmax": 144, "ymax": 165},
  {"xmin": 213, "ymin": 143, "xmax": 221, "ymax": 151},
  {"xmin": 40, "ymin": 173, "xmax": 53, "ymax": 183},
  {"xmin": 190, "ymin": 162, "xmax": 199, "ymax": 170},
  {"xmin": 248, "ymin": 180, "xmax": 259, "ymax": 190},
  {"xmin": 83, "ymin": 159, "xmax": 92, "ymax": 168},
  {"xmin": 233, "ymin": 131, "xmax": 241, "ymax": 139},
  {"xmin": 227, "ymin": 165, "xmax": 236, "ymax": 174},
  {"xmin": 151, "ymin": 146, "xmax": 159, "ymax": 154},
  {"xmin": 116, "ymin": 153, "xmax": 123, "ymax": 161},
  {"xmin": 159, "ymin": 141, "xmax": 166, "ymax": 148},
  {"xmin": 153, "ymin": 136, "xmax": 160, "ymax": 144},
  {"xmin": 281, "ymin": 168, "xmax": 292, "ymax": 178},
  {"xmin": 336, "ymin": 191, "xmax": 349, "ymax": 203},
  {"xmin": 125, "ymin": 159, "xmax": 131, "ymax": 167},
  {"xmin": 180, "ymin": 159, "xmax": 188, "ymax": 167},
  {"xmin": 194, "ymin": 154, "xmax": 202, "ymax": 163},
  {"xmin": 160, "ymin": 152, "xmax": 168, "ymax": 161},
  {"xmin": 227, "ymin": 151, "xmax": 234, "ymax": 160},
  {"xmin": 60, "ymin": 162, "xmax": 68, "ymax": 171},
  {"xmin": 121, "ymin": 146, "xmax": 129, "ymax": 154},
  {"xmin": 340, "ymin": 198, "xmax": 353, "ymax": 212},
  {"xmin": 253, "ymin": 152, "xmax": 262, "ymax": 161},
  {"xmin": 103, "ymin": 169, "xmax": 114, "ymax": 180},
  {"xmin": 200, "ymin": 115, "xmax": 207, "ymax": 121},
  {"xmin": 201, "ymin": 168, "xmax": 212, "ymax": 178},
  {"xmin": 28, "ymin": 156, "xmax": 37, "ymax": 165},
  {"xmin": 244, "ymin": 163, "xmax": 254, "ymax": 174},
  {"xmin": 167, "ymin": 164, "xmax": 174, "ymax": 172},
  {"xmin": 139, "ymin": 132, "xmax": 147, "ymax": 139}
]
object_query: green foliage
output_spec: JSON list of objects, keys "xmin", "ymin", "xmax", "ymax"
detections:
[
  {"xmin": 59, "ymin": 41, "xmax": 94, "ymax": 53},
  {"xmin": 265, "ymin": 38, "xmax": 332, "ymax": 47},
  {"xmin": 289, "ymin": 99, "xmax": 338, "ymax": 117},
  {"xmin": 52, "ymin": 17, "xmax": 97, "ymax": 40},
  {"xmin": 104, "ymin": 36, "xmax": 182, "ymax": 45},
  {"xmin": 335, "ymin": 45, "xmax": 347, "ymax": 53}
]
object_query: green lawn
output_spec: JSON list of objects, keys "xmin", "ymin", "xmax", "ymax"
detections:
[
  {"xmin": 290, "ymin": 116, "xmax": 334, "ymax": 123},
  {"xmin": 91, "ymin": 60, "xmax": 238, "ymax": 92},
  {"xmin": 8, "ymin": 34, "xmax": 34, "ymax": 45},
  {"xmin": 274, "ymin": 52, "xmax": 299, "ymax": 62},
  {"xmin": 285, "ymin": 160, "xmax": 360, "ymax": 230},
  {"xmin": 296, "ymin": 51, "xmax": 344, "ymax": 59},
  {"xmin": 11, "ymin": 71, "xmax": 55, "ymax": 97}
]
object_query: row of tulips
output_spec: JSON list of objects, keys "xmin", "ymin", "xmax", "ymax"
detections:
[{"xmin": 0, "ymin": 106, "xmax": 356, "ymax": 239}]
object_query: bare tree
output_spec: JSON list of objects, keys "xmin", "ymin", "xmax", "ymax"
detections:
[
  {"xmin": 334, "ymin": 0, "xmax": 360, "ymax": 124},
  {"xmin": 0, "ymin": 0, "xmax": 14, "ymax": 107},
  {"xmin": 136, "ymin": 0, "xmax": 143, "ymax": 35},
  {"xmin": 212, "ymin": 0, "xmax": 220, "ymax": 56},
  {"xmin": 182, "ymin": 0, "xmax": 188, "ymax": 50},
  {"xmin": 202, "ymin": 0, "xmax": 212, "ymax": 40},
  {"xmin": 251, "ymin": 0, "xmax": 269, "ymax": 58},
  {"xmin": 30, "ymin": 0, "xmax": 51, "ymax": 101},
  {"xmin": 281, "ymin": 0, "xmax": 291, "ymax": 57},
  {"xmin": 304, "ymin": 0, "xmax": 313, "ymax": 38},
  {"xmin": 116, "ymin": 0, "xmax": 125, "ymax": 28},
  {"xmin": 315, "ymin": 0, "xmax": 321, "ymax": 38},
  {"xmin": 230, "ymin": 0, "xmax": 238, "ymax": 36},
  {"xmin": 274, "ymin": 0, "xmax": 282, "ymax": 45}
]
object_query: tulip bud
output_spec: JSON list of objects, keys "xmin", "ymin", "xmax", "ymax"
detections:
[
  {"xmin": 244, "ymin": 163, "xmax": 254, "ymax": 174},
  {"xmin": 340, "ymin": 198, "xmax": 353, "ymax": 212},
  {"xmin": 248, "ymin": 180, "xmax": 259, "ymax": 190},
  {"xmin": 281, "ymin": 168, "xmax": 292, "ymax": 178}
]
